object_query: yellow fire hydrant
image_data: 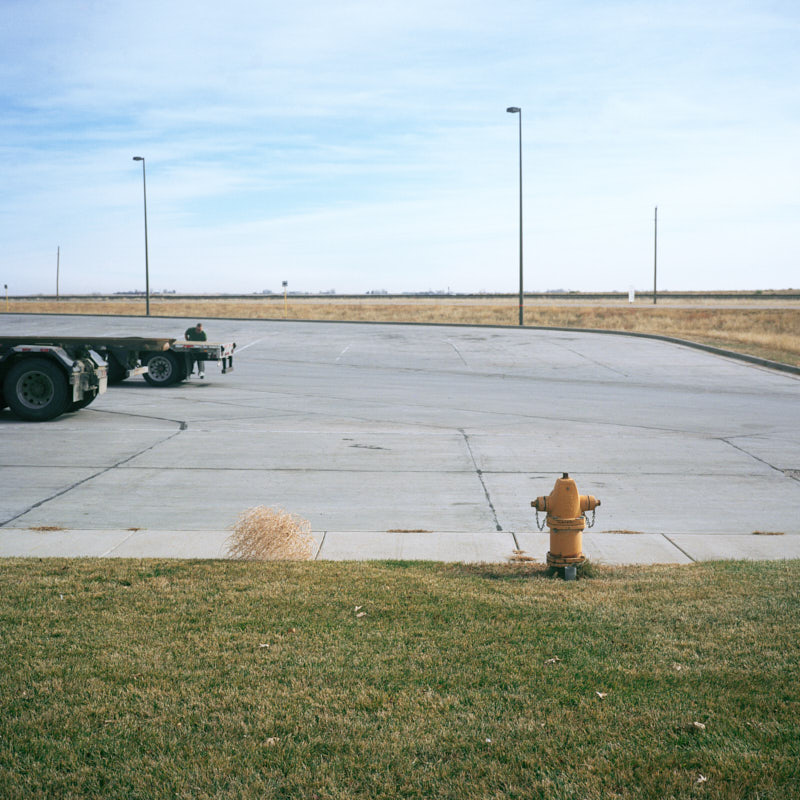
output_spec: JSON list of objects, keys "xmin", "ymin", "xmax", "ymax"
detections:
[{"xmin": 531, "ymin": 473, "xmax": 600, "ymax": 568}]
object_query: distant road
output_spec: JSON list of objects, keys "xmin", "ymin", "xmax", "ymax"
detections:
[{"xmin": 11, "ymin": 291, "xmax": 800, "ymax": 303}]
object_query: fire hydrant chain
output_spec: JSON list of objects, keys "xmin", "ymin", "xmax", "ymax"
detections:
[{"xmin": 537, "ymin": 507, "xmax": 595, "ymax": 531}]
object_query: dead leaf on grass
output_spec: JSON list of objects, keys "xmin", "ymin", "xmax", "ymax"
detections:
[
  {"xmin": 696, "ymin": 774, "xmax": 707, "ymax": 784},
  {"xmin": 595, "ymin": 691, "xmax": 608, "ymax": 699},
  {"xmin": 265, "ymin": 737, "xmax": 279, "ymax": 746},
  {"xmin": 545, "ymin": 656, "xmax": 561, "ymax": 665},
  {"xmin": 356, "ymin": 611, "xmax": 367, "ymax": 618}
]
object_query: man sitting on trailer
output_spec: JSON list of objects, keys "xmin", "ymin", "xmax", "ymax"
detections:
[{"xmin": 184, "ymin": 322, "xmax": 207, "ymax": 379}]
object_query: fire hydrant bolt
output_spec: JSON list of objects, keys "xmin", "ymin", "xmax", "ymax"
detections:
[{"xmin": 530, "ymin": 473, "xmax": 601, "ymax": 568}]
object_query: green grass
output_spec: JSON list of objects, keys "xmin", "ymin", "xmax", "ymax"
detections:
[{"xmin": 1, "ymin": 559, "xmax": 798, "ymax": 799}]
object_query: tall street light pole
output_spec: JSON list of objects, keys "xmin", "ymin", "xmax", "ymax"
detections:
[
  {"xmin": 132, "ymin": 156, "xmax": 150, "ymax": 316},
  {"xmin": 506, "ymin": 107, "xmax": 523, "ymax": 325}
]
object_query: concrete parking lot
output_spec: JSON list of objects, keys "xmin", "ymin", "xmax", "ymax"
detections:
[{"xmin": 2, "ymin": 313, "xmax": 799, "ymax": 564}]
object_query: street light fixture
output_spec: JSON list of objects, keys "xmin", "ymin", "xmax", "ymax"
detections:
[
  {"xmin": 132, "ymin": 156, "xmax": 150, "ymax": 316},
  {"xmin": 506, "ymin": 107, "xmax": 523, "ymax": 326}
]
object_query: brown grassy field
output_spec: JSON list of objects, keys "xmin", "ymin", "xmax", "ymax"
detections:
[{"xmin": 4, "ymin": 295, "xmax": 799, "ymax": 367}]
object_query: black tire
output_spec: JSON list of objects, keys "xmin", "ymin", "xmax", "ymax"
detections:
[
  {"xmin": 68, "ymin": 392, "xmax": 98, "ymax": 412},
  {"xmin": 2, "ymin": 357, "xmax": 70, "ymax": 421},
  {"xmin": 143, "ymin": 351, "xmax": 181, "ymax": 387}
]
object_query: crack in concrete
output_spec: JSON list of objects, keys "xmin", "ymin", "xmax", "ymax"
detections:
[
  {"xmin": 0, "ymin": 421, "xmax": 187, "ymax": 527},
  {"xmin": 719, "ymin": 437, "xmax": 785, "ymax": 474},
  {"xmin": 443, "ymin": 339, "xmax": 470, "ymax": 368},
  {"xmin": 460, "ymin": 429, "xmax": 502, "ymax": 531},
  {"xmin": 547, "ymin": 340, "xmax": 631, "ymax": 378},
  {"xmin": 91, "ymin": 408, "xmax": 188, "ymax": 429}
]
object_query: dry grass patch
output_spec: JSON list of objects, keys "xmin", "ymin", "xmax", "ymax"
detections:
[{"xmin": 227, "ymin": 506, "xmax": 316, "ymax": 561}]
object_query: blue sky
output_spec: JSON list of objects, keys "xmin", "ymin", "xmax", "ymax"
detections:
[{"xmin": 1, "ymin": 0, "xmax": 798, "ymax": 294}]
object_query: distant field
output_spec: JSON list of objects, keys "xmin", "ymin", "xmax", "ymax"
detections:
[{"xmin": 5, "ymin": 294, "xmax": 800, "ymax": 367}]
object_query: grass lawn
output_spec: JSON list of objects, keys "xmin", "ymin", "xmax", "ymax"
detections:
[{"xmin": 1, "ymin": 559, "xmax": 798, "ymax": 799}]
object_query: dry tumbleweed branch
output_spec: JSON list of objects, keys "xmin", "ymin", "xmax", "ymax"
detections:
[{"xmin": 227, "ymin": 506, "xmax": 316, "ymax": 561}]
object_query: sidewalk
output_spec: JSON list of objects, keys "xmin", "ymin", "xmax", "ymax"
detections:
[{"xmin": 2, "ymin": 528, "xmax": 799, "ymax": 564}]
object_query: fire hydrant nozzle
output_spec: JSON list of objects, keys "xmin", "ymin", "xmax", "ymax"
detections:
[{"xmin": 531, "ymin": 473, "xmax": 601, "ymax": 568}]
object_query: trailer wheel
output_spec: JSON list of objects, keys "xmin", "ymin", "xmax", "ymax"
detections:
[
  {"xmin": 143, "ymin": 351, "xmax": 180, "ymax": 386},
  {"xmin": 3, "ymin": 357, "xmax": 70, "ymax": 421},
  {"xmin": 68, "ymin": 392, "xmax": 98, "ymax": 412}
]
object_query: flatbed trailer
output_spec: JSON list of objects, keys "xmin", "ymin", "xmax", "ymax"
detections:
[{"xmin": 0, "ymin": 336, "xmax": 235, "ymax": 421}]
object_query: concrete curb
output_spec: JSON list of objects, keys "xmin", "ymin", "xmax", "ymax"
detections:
[{"xmin": 2, "ymin": 529, "xmax": 799, "ymax": 565}]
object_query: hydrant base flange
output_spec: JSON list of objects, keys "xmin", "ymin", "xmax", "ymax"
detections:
[{"xmin": 546, "ymin": 552, "xmax": 587, "ymax": 568}]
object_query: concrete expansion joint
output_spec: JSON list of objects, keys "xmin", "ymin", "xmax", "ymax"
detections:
[
  {"xmin": 0, "ymin": 426, "xmax": 185, "ymax": 528},
  {"xmin": 662, "ymin": 534, "xmax": 697, "ymax": 563},
  {"xmin": 100, "ymin": 530, "xmax": 138, "ymax": 557},
  {"xmin": 459, "ymin": 428, "xmax": 503, "ymax": 532}
]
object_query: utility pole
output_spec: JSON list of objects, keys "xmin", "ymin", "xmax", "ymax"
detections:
[
  {"xmin": 653, "ymin": 206, "xmax": 658, "ymax": 305},
  {"xmin": 56, "ymin": 246, "xmax": 60, "ymax": 300}
]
